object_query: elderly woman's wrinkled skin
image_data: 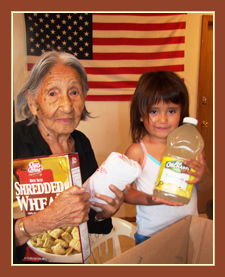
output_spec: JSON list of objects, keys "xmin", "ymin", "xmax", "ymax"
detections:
[{"xmin": 26, "ymin": 63, "xmax": 85, "ymax": 154}]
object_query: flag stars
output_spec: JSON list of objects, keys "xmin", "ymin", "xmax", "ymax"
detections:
[{"xmin": 25, "ymin": 13, "xmax": 92, "ymax": 59}]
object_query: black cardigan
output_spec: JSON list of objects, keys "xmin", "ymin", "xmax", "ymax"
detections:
[{"xmin": 13, "ymin": 120, "xmax": 113, "ymax": 263}]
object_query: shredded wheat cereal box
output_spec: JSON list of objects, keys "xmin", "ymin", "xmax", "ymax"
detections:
[{"xmin": 13, "ymin": 153, "xmax": 91, "ymax": 264}]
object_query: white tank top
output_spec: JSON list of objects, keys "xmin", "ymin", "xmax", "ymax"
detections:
[{"xmin": 135, "ymin": 140, "xmax": 198, "ymax": 237}]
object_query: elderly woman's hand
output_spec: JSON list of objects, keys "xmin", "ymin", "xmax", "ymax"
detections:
[
  {"xmin": 91, "ymin": 184, "xmax": 131, "ymax": 220},
  {"xmin": 43, "ymin": 186, "xmax": 91, "ymax": 229},
  {"xmin": 15, "ymin": 186, "xmax": 90, "ymax": 247}
]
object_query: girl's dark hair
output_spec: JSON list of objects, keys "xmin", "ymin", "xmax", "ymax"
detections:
[{"xmin": 130, "ymin": 70, "xmax": 189, "ymax": 142}]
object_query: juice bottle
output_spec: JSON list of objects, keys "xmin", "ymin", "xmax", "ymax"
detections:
[{"xmin": 153, "ymin": 117, "xmax": 204, "ymax": 204}]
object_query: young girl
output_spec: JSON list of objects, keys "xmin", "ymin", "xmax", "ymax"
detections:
[{"xmin": 124, "ymin": 71, "xmax": 212, "ymax": 245}]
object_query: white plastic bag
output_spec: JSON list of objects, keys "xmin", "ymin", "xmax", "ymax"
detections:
[{"xmin": 83, "ymin": 152, "xmax": 142, "ymax": 212}]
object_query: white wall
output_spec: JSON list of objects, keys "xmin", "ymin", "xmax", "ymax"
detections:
[{"xmin": 13, "ymin": 12, "xmax": 212, "ymax": 167}]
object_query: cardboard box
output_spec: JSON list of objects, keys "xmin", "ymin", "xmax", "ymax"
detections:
[
  {"xmin": 105, "ymin": 215, "xmax": 214, "ymax": 265},
  {"xmin": 13, "ymin": 153, "xmax": 91, "ymax": 264}
]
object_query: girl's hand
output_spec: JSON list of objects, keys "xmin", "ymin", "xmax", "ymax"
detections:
[
  {"xmin": 182, "ymin": 153, "xmax": 208, "ymax": 184},
  {"xmin": 150, "ymin": 195, "xmax": 184, "ymax": 206},
  {"xmin": 182, "ymin": 153, "xmax": 213, "ymax": 191},
  {"xmin": 91, "ymin": 184, "xmax": 131, "ymax": 220}
]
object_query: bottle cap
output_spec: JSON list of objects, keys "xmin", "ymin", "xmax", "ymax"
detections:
[{"xmin": 183, "ymin": 117, "xmax": 198, "ymax": 125}]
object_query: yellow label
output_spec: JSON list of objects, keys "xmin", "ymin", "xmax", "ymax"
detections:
[{"xmin": 155, "ymin": 156, "xmax": 195, "ymax": 199}]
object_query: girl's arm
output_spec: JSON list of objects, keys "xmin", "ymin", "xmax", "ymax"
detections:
[
  {"xmin": 124, "ymin": 186, "xmax": 151, "ymax": 205},
  {"xmin": 124, "ymin": 185, "xmax": 183, "ymax": 206},
  {"xmin": 125, "ymin": 143, "xmax": 183, "ymax": 206}
]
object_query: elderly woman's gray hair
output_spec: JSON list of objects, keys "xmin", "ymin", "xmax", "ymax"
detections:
[{"xmin": 16, "ymin": 50, "xmax": 90, "ymax": 124}]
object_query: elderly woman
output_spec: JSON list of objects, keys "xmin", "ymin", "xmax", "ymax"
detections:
[{"xmin": 13, "ymin": 50, "xmax": 130, "ymax": 263}]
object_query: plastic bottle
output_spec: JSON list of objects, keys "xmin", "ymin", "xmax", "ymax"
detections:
[{"xmin": 153, "ymin": 117, "xmax": 204, "ymax": 204}]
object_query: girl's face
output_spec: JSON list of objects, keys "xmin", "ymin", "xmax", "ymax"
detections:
[
  {"xmin": 28, "ymin": 63, "xmax": 85, "ymax": 137},
  {"xmin": 142, "ymin": 101, "xmax": 181, "ymax": 141}
]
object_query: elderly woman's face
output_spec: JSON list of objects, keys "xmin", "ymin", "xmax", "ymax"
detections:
[{"xmin": 29, "ymin": 63, "xmax": 85, "ymax": 136}]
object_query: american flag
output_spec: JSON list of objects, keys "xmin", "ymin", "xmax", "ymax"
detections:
[{"xmin": 25, "ymin": 12, "xmax": 186, "ymax": 101}]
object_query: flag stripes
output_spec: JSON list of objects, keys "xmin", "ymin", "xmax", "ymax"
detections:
[
  {"xmin": 85, "ymin": 64, "xmax": 184, "ymax": 75},
  {"xmin": 93, "ymin": 37, "xmax": 185, "ymax": 46},
  {"xmin": 92, "ymin": 51, "xmax": 184, "ymax": 60},
  {"xmin": 92, "ymin": 22, "xmax": 186, "ymax": 31},
  {"xmin": 84, "ymin": 13, "xmax": 186, "ymax": 99}
]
